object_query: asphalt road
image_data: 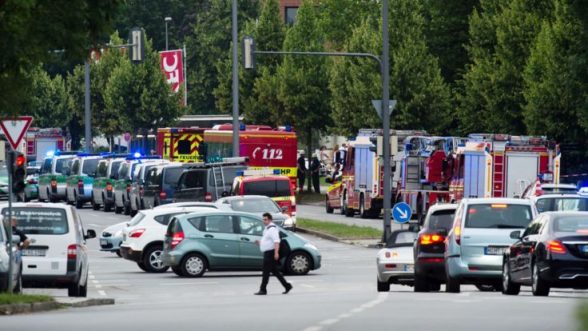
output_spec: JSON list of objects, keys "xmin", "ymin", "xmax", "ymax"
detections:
[{"xmin": 3, "ymin": 205, "xmax": 586, "ymax": 331}]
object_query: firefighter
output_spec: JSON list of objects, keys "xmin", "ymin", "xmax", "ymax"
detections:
[
  {"xmin": 310, "ymin": 155, "xmax": 321, "ymax": 193},
  {"xmin": 297, "ymin": 152, "xmax": 307, "ymax": 192}
]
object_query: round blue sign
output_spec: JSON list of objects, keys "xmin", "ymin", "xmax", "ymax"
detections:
[{"xmin": 392, "ymin": 202, "xmax": 412, "ymax": 224}]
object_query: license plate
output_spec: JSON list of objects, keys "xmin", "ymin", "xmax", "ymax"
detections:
[
  {"xmin": 100, "ymin": 239, "xmax": 108, "ymax": 246},
  {"xmin": 486, "ymin": 246, "xmax": 508, "ymax": 255},
  {"xmin": 22, "ymin": 249, "xmax": 46, "ymax": 257},
  {"xmin": 404, "ymin": 264, "xmax": 414, "ymax": 272},
  {"xmin": 580, "ymin": 245, "xmax": 588, "ymax": 253}
]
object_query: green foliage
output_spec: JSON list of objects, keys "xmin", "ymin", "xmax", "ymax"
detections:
[
  {"xmin": 0, "ymin": 293, "xmax": 53, "ymax": 305},
  {"xmin": 297, "ymin": 218, "xmax": 382, "ymax": 239},
  {"xmin": 24, "ymin": 67, "xmax": 70, "ymax": 129}
]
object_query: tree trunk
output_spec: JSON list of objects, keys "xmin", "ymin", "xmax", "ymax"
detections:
[{"xmin": 306, "ymin": 128, "xmax": 312, "ymax": 192}]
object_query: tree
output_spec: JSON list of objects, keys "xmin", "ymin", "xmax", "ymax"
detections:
[
  {"xmin": 0, "ymin": 0, "xmax": 122, "ymax": 115},
  {"xmin": 23, "ymin": 66, "xmax": 70, "ymax": 129}
]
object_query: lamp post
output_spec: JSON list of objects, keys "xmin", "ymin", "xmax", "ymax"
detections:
[
  {"xmin": 165, "ymin": 17, "xmax": 172, "ymax": 50},
  {"xmin": 231, "ymin": 0, "xmax": 239, "ymax": 157}
]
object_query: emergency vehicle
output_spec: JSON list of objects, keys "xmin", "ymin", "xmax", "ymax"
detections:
[
  {"xmin": 156, "ymin": 127, "xmax": 205, "ymax": 162},
  {"xmin": 202, "ymin": 124, "xmax": 298, "ymax": 186},
  {"xmin": 25, "ymin": 128, "xmax": 66, "ymax": 163}
]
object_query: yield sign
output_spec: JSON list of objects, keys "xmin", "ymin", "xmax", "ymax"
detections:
[{"xmin": 0, "ymin": 116, "xmax": 33, "ymax": 150}]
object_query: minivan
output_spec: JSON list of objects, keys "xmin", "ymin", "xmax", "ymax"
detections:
[
  {"xmin": 174, "ymin": 165, "xmax": 246, "ymax": 203},
  {"xmin": 143, "ymin": 163, "xmax": 185, "ymax": 208}
]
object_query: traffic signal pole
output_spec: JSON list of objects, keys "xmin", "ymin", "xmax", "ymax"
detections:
[{"xmin": 5, "ymin": 151, "xmax": 14, "ymax": 293}]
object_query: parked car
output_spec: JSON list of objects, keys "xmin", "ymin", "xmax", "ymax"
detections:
[
  {"xmin": 38, "ymin": 154, "xmax": 77, "ymax": 203},
  {"xmin": 142, "ymin": 163, "xmax": 185, "ymax": 208},
  {"xmin": 154, "ymin": 202, "xmax": 218, "ymax": 210},
  {"xmin": 120, "ymin": 207, "xmax": 214, "ymax": 273},
  {"xmin": 216, "ymin": 195, "xmax": 294, "ymax": 229},
  {"xmin": 24, "ymin": 165, "xmax": 40, "ymax": 202},
  {"xmin": 413, "ymin": 203, "xmax": 457, "ymax": 292},
  {"xmin": 114, "ymin": 158, "xmax": 164, "ymax": 215},
  {"xmin": 522, "ymin": 181, "xmax": 577, "ymax": 198},
  {"xmin": 162, "ymin": 210, "xmax": 321, "ymax": 277},
  {"xmin": 99, "ymin": 221, "xmax": 128, "ymax": 257},
  {"xmin": 173, "ymin": 164, "xmax": 246, "ymax": 203},
  {"xmin": 502, "ymin": 212, "xmax": 588, "ymax": 296},
  {"xmin": 1, "ymin": 203, "xmax": 96, "ymax": 297},
  {"xmin": 0, "ymin": 218, "xmax": 22, "ymax": 293},
  {"xmin": 65, "ymin": 155, "xmax": 102, "ymax": 208},
  {"xmin": 129, "ymin": 162, "xmax": 168, "ymax": 216},
  {"xmin": 444, "ymin": 198, "xmax": 537, "ymax": 293},
  {"xmin": 376, "ymin": 230, "xmax": 418, "ymax": 291},
  {"xmin": 231, "ymin": 173, "xmax": 296, "ymax": 218},
  {"xmin": 530, "ymin": 194, "xmax": 588, "ymax": 213},
  {"xmin": 92, "ymin": 157, "xmax": 125, "ymax": 212}
]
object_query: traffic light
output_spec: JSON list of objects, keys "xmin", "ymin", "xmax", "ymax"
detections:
[{"xmin": 9, "ymin": 151, "xmax": 26, "ymax": 194}]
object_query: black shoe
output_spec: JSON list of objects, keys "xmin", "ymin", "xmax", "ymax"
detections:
[
  {"xmin": 283, "ymin": 284, "xmax": 293, "ymax": 294},
  {"xmin": 254, "ymin": 291, "xmax": 267, "ymax": 295}
]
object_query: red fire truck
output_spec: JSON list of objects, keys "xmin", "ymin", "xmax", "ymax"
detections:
[
  {"xmin": 202, "ymin": 124, "xmax": 298, "ymax": 185},
  {"xmin": 156, "ymin": 127, "xmax": 205, "ymax": 162},
  {"xmin": 25, "ymin": 128, "xmax": 66, "ymax": 163}
]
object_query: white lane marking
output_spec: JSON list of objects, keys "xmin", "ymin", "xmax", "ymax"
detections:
[
  {"xmin": 92, "ymin": 280, "xmax": 99, "ymax": 284},
  {"xmin": 98, "ymin": 290, "xmax": 106, "ymax": 296},
  {"xmin": 89, "ymin": 275, "xmax": 95, "ymax": 280},
  {"xmin": 319, "ymin": 319, "xmax": 339, "ymax": 326},
  {"xmin": 95, "ymin": 284, "xmax": 102, "ymax": 289},
  {"xmin": 302, "ymin": 327, "xmax": 322, "ymax": 331},
  {"xmin": 159, "ymin": 282, "xmax": 218, "ymax": 286}
]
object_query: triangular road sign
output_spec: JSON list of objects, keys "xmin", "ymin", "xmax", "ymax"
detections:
[{"xmin": 0, "ymin": 116, "xmax": 33, "ymax": 150}]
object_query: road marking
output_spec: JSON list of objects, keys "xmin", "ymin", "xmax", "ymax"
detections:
[
  {"xmin": 159, "ymin": 282, "xmax": 218, "ymax": 286},
  {"xmin": 319, "ymin": 319, "xmax": 339, "ymax": 326},
  {"xmin": 302, "ymin": 327, "xmax": 322, "ymax": 331},
  {"xmin": 89, "ymin": 275, "xmax": 95, "ymax": 280},
  {"xmin": 98, "ymin": 290, "xmax": 106, "ymax": 296},
  {"xmin": 95, "ymin": 284, "xmax": 102, "ymax": 289},
  {"xmin": 92, "ymin": 280, "xmax": 99, "ymax": 284}
]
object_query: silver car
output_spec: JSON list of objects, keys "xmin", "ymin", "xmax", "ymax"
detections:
[
  {"xmin": 99, "ymin": 221, "xmax": 128, "ymax": 256},
  {"xmin": 376, "ymin": 230, "xmax": 418, "ymax": 291},
  {"xmin": 215, "ymin": 195, "xmax": 294, "ymax": 229},
  {"xmin": 444, "ymin": 198, "xmax": 537, "ymax": 293}
]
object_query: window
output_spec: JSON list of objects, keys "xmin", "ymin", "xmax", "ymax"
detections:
[
  {"xmin": 242, "ymin": 179, "xmax": 291, "ymax": 197},
  {"xmin": 119, "ymin": 162, "xmax": 130, "ymax": 180},
  {"xmin": 110, "ymin": 161, "xmax": 122, "ymax": 179},
  {"xmin": 204, "ymin": 215, "xmax": 234, "ymax": 233},
  {"xmin": 426, "ymin": 209, "xmax": 455, "ymax": 230},
  {"xmin": 181, "ymin": 171, "xmax": 207, "ymax": 189},
  {"xmin": 71, "ymin": 160, "xmax": 80, "ymax": 175},
  {"xmin": 187, "ymin": 216, "xmax": 204, "ymax": 230},
  {"xmin": 177, "ymin": 139, "xmax": 192, "ymax": 155},
  {"xmin": 55, "ymin": 158, "xmax": 70, "ymax": 174},
  {"xmin": 164, "ymin": 167, "xmax": 184, "ymax": 185},
  {"xmin": 128, "ymin": 212, "xmax": 146, "ymax": 227},
  {"xmin": 41, "ymin": 158, "xmax": 52, "ymax": 174},
  {"xmin": 82, "ymin": 159, "xmax": 99, "ymax": 176},
  {"xmin": 465, "ymin": 204, "xmax": 533, "ymax": 229},
  {"xmin": 554, "ymin": 215, "xmax": 588, "ymax": 233},
  {"xmin": 232, "ymin": 181, "xmax": 240, "ymax": 195},
  {"xmin": 285, "ymin": 6, "xmax": 298, "ymax": 25},
  {"xmin": 239, "ymin": 216, "xmax": 263, "ymax": 236},
  {"xmin": 167, "ymin": 218, "xmax": 183, "ymax": 236},
  {"xmin": 145, "ymin": 168, "xmax": 161, "ymax": 186},
  {"xmin": 230, "ymin": 198, "xmax": 280, "ymax": 213},
  {"xmin": 523, "ymin": 217, "xmax": 543, "ymax": 236},
  {"xmin": 154, "ymin": 212, "xmax": 187, "ymax": 226},
  {"xmin": 96, "ymin": 160, "xmax": 108, "ymax": 177},
  {"xmin": 3, "ymin": 207, "xmax": 68, "ymax": 235}
]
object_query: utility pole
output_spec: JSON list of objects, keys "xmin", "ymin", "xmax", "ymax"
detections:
[
  {"xmin": 231, "ymin": 0, "xmax": 239, "ymax": 157},
  {"xmin": 382, "ymin": 0, "xmax": 392, "ymax": 242},
  {"xmin": 84, "ymin": 60, "xmax": 92, "ymax": 153}
]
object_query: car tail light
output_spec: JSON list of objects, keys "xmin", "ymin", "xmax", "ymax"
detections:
[
  {"xmin": 418, "ymin": 257, "xmax": 444, "ymax": 263},
  {"xmin": 547, "ymin": 240, "xmax": 566, "ymax": 254},
  {"xmin": 67, "ymin": 244, "xmax": 77, "ymax": 259},
  {"xmin": 106, "ymin": 182, "xmax": 113, "ymax": 191},
  {"xmin": 129, "ymin": 228, "xmax": 146, "ymax": 238},
  {"xmin": 171, "ymin": 231, "xmax": 184, "ymax": 249},
  {"xmin": 126, "ymin": 184, "xmax": 131, "ymax": 193},
  {"xmin": 51, "ymin": 179, "xmax": 57, "ymax": 188},
  {"xmin": 384, "ymin": 264, "xmax": 397, "ymax": 269},
  {"xmin": 205, "ymin": 192, "xmax": 212, "ymax": 202},
  {"xmin": 160, "ymin": 191, "xmax": 167, "ymax": 200},
  {"xmin": 453, "ymin": 218, "xmax": 462, "ymax": 245},
  {"xmin": 419, "ymin": 233, "xmax": 445, "ymax": 245},
  {"xmin": 27, "ymin": 179, "xmax": 37, "ymax": 184}
]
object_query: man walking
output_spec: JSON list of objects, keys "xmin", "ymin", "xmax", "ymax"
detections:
[{"xmin": 255, "ymin": 213, "xmax": 292, "ymax": 295}]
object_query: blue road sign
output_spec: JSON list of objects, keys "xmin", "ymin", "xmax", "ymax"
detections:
[{"xmin": 392, "ymin": 202, "xmax": 412, "ymax": 224}]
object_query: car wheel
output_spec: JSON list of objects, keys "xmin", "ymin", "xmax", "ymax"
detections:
[
  {"xmin": 445, "ymin": 264, "xmax": 460, "ymax": 293},
  {"xmin": 116, "ymin": 250, "xmax": 122, "ymax": 258},
  {"xmin": 68, "ymin": 281, "xmax": 80, "ymax": 297},
  {"xmin": 377, "ymin": 278, "xmax": 390, "ymax": 292},
  {"xmin": 532, "ymin": 262, "xmax": 549, "ymax": 296},
  {"xmin": 413, "ymin": 273, "xmax": 429, "ymax": 292},
  {"xmin": 78, "ymin": 274, "xmax": 88, "ymax": 297},
  {"xmin": 172, "ymin": 266, "xmax": 185, "ymax": 277},
  {"xmin": 91, "ymin": 195, "xmax": 100, "ymax": 210},
  {"xmin": 286, "ymin": 251, "xmax": 311, "ymax": 275},
  {"xmin": 344, "ymin": 194, "xmax": 354, "ymax": 218},
  {"xmin": 181, "ymin": 253, "xmax": 207, "ymax": 277},
  {"xmin": 475, "ymin": 284, "xmax": 495, "ymax": 292},
  {"xmin": 325, "ymin": 196, "xmax": 334, "ymax": 214},
  {"xmin": 429, "ymin": 282, "xmax": 441, "ymax": 292},
  {"xmin": 137, "ymin": 262, "xmax": 148, "ymax": 272},
  {"xmin": 115, "ymin": 205, "xmax": 123, "ymax": 214},
  {"xmin": 75, "ymin": 193, "xmax": 84, "ymax": 209},
  {"xmin": 103, "ymin": 195, "xmax": 112, "ymax": 212},
  {"xmin": 359, "ymin": 195, "xmax": 369, "ymax": 219},
  {"xmin": 142, "ymin": 245, "xmax": 169, "ymax": 273},
  {"xmin": 124, "ymin": 199, "xmax": 131, "ymax": 215},
  {"xmin": 340, "ymin": 192, "xmax": 346, "ymax": 215}
]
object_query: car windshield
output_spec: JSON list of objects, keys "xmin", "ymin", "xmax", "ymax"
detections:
[
  {"xmin": 386, "ymin": 231, "xmax": 417, "ymax": 247},
  {"xmin": 553, "ymin": 215, "xmax": 588, "ymax": 233},
  {"xmin": 55, "ymin": 158, "xmax": 69, "ymax": 174},
  {"xmin": 229, "ymin": 198, "xmax": 281, "ymax": 213},
  {"xmin": 543, "ymin": 187, "xmax": 577, "ymax": 194},
  {"xmin": 426, "ymin": 209, "xmax": 455, "ymax": 230},
  {"xmin": 0, "ymin": 166, "xmax": 7, "ymax": 177},
  {"xmin": 2, "ymin": 207, "xmax": 68, "ymax": 235},
  {"xmin": 535, "ymin": 197, "xmax": 588, "ymax": 213},
  {"xmin": 110, "ymin": 161, "xmax": 122, "ymax": 177},
  {"xmin": 242, "ymin": 180, "xmax": 291, "ymax": 198},
  {"xmin": 465, "ymin": 204, "xmax": 533, "ymax": 229},
  {"xmin": 82, "ymin": 158, "xmax": 99, "ymax": 175},
  {"xmin": 27, "ymin": 167, "xmax": 40, "ymax": 175},
  {"xmin": 40, "ymin": 158, "xmax": 52, "ymax": 174}
]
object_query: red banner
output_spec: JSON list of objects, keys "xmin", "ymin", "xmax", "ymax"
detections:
[{"xmin": 159, "ymin": 50, "xmax": 184, "ymax": 94}]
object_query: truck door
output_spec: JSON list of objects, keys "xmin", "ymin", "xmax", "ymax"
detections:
[
  {"xmin": 354, "ymin": 146, "xmax": 373, "ymax": 192},
  {"xmin": 505, "ymin": 154, "xmax": 539, "ymax": 198},
  {"xmin": 464, "ymin": 152, "xmax": 485, "ymax": 198}
]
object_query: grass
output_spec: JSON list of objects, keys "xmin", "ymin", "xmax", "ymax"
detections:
[
  {"xmin": 578, "ymin": 301, "xmax": 588, "ymax": 331},
  {"xmin": 0, "ymin": 293, "xmax": 54, "ymax": 305},
  {"xmin": 298, "ymin": 218, "xmax": 382, "ymax": 239},
  {"xmin": 296, "ymin": 191, "xmax": 325, "ymax": 204}
]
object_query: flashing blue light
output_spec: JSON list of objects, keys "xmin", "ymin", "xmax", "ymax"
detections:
[
  {"xmin": 46, "ymin": 150, "xmax": 55, "ymax": 157},
  {"xmin": 100, "ymin": 152, "xmax": 112, "ymax": 157},
  {"xmin": 133, "ymin": 152, "xmax": 142, "ymax": 158},
  {"xmin": 284, "ymin": 125, "xmax": 292, "ymax": 132},
  {"xmin": 239, "ymin": 122, "xmax": 246, "ymax": 130}
]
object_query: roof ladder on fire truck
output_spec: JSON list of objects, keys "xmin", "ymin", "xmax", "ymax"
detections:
[{"xmin": 212, "ymin": 165, "xmax": 225, "ymax": 198}]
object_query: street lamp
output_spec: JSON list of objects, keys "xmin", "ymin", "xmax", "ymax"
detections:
[{"xmin": 165, "ymin": 16, "xmax": 172, "ymax": 50}]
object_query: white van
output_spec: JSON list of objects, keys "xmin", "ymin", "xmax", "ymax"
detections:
[{"xmin": 1, "ymin": 203, "xmax": 96, "ymax": 297}]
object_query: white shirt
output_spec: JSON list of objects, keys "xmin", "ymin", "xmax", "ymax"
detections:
[{"xmin": 260, "ymin": 223, "xmax": 280, "ymax": 252}]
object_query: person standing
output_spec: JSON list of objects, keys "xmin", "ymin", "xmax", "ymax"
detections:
[
  {"xmin": 255, "ymin": 213, "xmax": 292, "ymax": 295},
  {"xmin": 10, "ymin": 217, "xmax": 30, "ymax": 264},
  {"xmin": 310, "ymin": 156, "xmax": 321, "ymax": 193},
  {"xmin": 297, "ymin": 152, "xmax": 307, "ymax": 192}
]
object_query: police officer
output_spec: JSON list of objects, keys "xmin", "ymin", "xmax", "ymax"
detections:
[
  {"xmin": 297, "ymin": 152, "xmax": 307, "ymax": 192},
  {"xmin": 254, "ymin": 213, "xmax": 292, "ymax": 295}
]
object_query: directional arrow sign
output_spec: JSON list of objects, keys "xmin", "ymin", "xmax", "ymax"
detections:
[
  {"xmin": 0, "ymin": 116, "xmax": 33, "ymax": 150},
  {"xmin": 371, "ymin": 99, "xmax": 397, "ymax": 120},
  {"xmin": 392, "ymin": 202, "xmax": 412, "ymax": 224}
]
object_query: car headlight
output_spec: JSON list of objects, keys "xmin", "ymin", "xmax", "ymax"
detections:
[{"xmin": 304, "ymin": 242, "xmax": 318, "ymax": 251}]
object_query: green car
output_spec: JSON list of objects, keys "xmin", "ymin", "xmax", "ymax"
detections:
[
  {"xmin": 38, "ymin": 154, "xmax": 77, "ymax": 202},
  {"xmin": 65, "ymin": 155, "xmax": 102, "ymax": 209},
  {"xmin": 162, "ymin": 210, "xmax": 321, "ymax": 277},
  {"xmin": 0, "ymin": 166, "xmax": 8, "ymax": 200},
  {"xmin": 113, "ymin": 157, "xmax": 162, "ymax": 215},
  {"xmin": 92, "ymin": 157, "xmax": 125, "ymax": 212}
]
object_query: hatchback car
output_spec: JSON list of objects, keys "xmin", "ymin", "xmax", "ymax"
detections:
[
  {"xmin": 444, "ymin": 198, "xmax": 537, "ymax": 293},
  {"xmin": 531, "ymin": 194, "xmax": 588, "ymax": 213},
  {"xmin": 502, "ymin": 212, "xmax": 588, "ymax": 296},
  {"xmin": 0, "ymin": 219, "xmax": 22, "ymax": 293},
  {"xmin": 162, "ymin": 210, "xmax": 321, "ymax": 277},
  {"xmin": 216, "ymin": 195, "xmax": 295, "ymax": 229},
  {"xmin": 1, "ymin": 203, "xmax": 96, "ymax": 297},
  {"xmin": 376, "ymin": 230, "xmax": 418, "ymax": 291},
  {"xmin": 413, "ymin": 204, "xmax": 457, "ymax": 292}
]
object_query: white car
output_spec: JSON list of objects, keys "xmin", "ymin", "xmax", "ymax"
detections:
[
  {"xmin": 1, "ymin": 203, "xmax": 96, "ymax": 297},
  {"xmin": 529, "ymin": 194, "xmax": 588, "ymax": 213},
  {"xmin": 153, "ymin": 202, "xmax": 218, "ymax": 210},
  {"xmin": 376, "ymin": 229, "xmax": 418, "ymax": 292},
  {"xmin": 119, "ymin": 207, "xmax": 211, "ymax": 272},
  {"xmin": 215, "ymin": 195, "xmax": 295, "ymax": 229}
]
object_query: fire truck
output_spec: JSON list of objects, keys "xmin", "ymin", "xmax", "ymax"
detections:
[
  {"xmin": 156, "ymin": 127, "xmax": 205, "ymax": 162},
  {"xmin": 325, "ymin": 129, "xmax": 428, "ymax": 218},
  {"xmin": 25, "ymin": 128, "xmax": 66, "ymax": 163},
  {"xmin": 202, "ymin": 124, "xmax": 298, "ymax": 186}
]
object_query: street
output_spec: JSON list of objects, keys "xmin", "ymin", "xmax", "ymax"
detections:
[{"xmin": 0, "ymin": 206, "xmax": 584, "ymax": 330}]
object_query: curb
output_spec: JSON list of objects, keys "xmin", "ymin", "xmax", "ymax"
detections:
[
  {"xmin": 59, "ymin": 298, "xmax": 115, "ymax": 308},
  {"xmin": 0, "ymin": 301, "xmax": 60, "ymax": 315},
  {"xmin": 296, "ymin": 227, "xmax": 383, "ymax": 248}
]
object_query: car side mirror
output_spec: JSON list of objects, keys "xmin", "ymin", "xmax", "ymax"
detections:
[
  {"xmin": 510, "ymin": 230, "xmax": 521, "ymax": 240},
  {"xmin": 85, "ymin": 229, "xmax": 96, "ymax": 239}
]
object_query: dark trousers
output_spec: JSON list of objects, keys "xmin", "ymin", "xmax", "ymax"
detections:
[
  {"xmin": 260, "ymin": 250, "xmax": 289, "ymax": 291},
  {"xmin": 298, "ymin": 172, "xmax": 306, "ymax": 191},
  {"xmin": 312, "ymin": 173, "xmax": 320, "ymax": 193}
]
